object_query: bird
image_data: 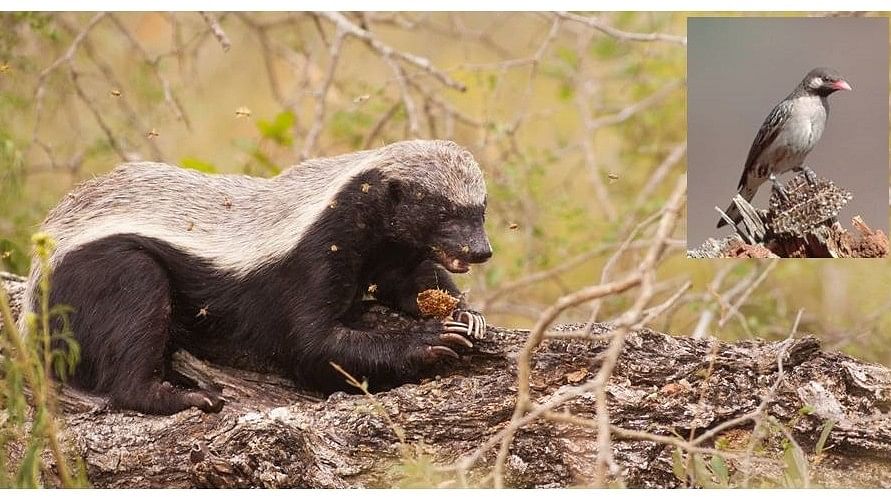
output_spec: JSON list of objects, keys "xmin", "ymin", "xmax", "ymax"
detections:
[{"xmin": 717, "ymin": 67, "xmax": 852, "ymax": 228}]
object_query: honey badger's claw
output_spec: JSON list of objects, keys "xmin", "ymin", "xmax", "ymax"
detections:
[
  {"xmin": 429, "ymin": 345, "xmax": 460, "ymax": 360},
  {"xmin": 477, "ymin": 313, "xmax": 487, "ymax": 336},
  {"xmin": 451, "ymin": 309, "xmax": 487, "ymax": 339},
  {"xmin": 464, "ymin": 313, "xmax": 476, "ymax": 339},
  {"xmin": 443, "ymin": 320, "xmax": 469, "ymax": 331},
  {"xmin": 443, "ymin": 321, "xmax": 473, "ymax": 342},
  {"xmin": 440, "ymin": 332, "xmax": 473, "ymax": 348}
]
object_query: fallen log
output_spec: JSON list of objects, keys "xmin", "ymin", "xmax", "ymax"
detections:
[{"xmin": 1, "ymin": 273, "xmax": 890, "ymax": 487}]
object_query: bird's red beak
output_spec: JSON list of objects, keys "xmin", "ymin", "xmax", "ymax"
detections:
[{"xmin": 832, "ymin": 80, "xmax": 852, "ymax": 91}]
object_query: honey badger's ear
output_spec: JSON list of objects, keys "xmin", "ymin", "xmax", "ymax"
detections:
[{"xmin": 387, "ymin": 178, "xmax": 407, "ymax": 205}]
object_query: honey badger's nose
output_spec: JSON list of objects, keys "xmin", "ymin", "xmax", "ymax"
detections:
[
  {"xmin": 468, "ymin": 249, "xmax": 491, "ymax": 264},
  {"xmin": 467, "ymin": 238, "xmax": 492, "ymax": 263}
]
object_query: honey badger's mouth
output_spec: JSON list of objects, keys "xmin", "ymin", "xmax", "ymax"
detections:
[{"xmin": 432, "ymin": 247, "xmax": 471, "ymax": 273}]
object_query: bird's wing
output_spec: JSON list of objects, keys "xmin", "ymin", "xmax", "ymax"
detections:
[{"xmin": 737, "ymin": 99, "xmax": 793, "ymax": 190}]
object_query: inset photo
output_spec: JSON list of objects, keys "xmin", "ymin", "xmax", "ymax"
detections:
[{"xmin": 687, "ymin": 17, "xmax": 888, "ymax": 258}]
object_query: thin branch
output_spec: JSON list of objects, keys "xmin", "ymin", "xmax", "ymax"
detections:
[
  {"xmin": 718, "ymin": 260, "xmax": 778, "ymax": 328},
  {"xmin": 574, "ymin": 30, "xmax": 616, "ymax": 221},
  {"xmin": 588, "ymin": 78, "xmax": 683, "ymax": 130},
  {"xmin": 590, "ymin": 174, "xmax": 687, "ymax": 486},
  {"xmin": 556, "ymin": 12, "xmax": 687, "ymax": 46},
  {"xmin": 68, "ymin": 64, "xmax": 128, "ymax": 161},
  {"xmin": 383, "ymin": 56, "xmax": 420, "ymax": 138},
  {"xmin": 638, "ymin": 280, "xmax": 692, "ymax": 326},
  {"xmin": 585, "ymin": 208, "xmax": 663, "ymax": 323},
  {"xmin": 314, "ymin": 12, "xmax": 466, "ymax": 92},
  {"xmin": 632, "ymin": 142, "xmax": 687, "ymax": 209},
  {"xmin": 301, "ymin": 29, "xmax": 346, "ymax": 160},
  {"xmin": 199, "ymin": 11, "xmax": 232, "ymax": 52},
  {"xmin": 363, "ymin": 102, "xmax": 401, "ymax": 149}
]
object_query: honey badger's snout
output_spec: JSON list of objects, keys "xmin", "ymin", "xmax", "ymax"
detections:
[
  {"xmin": 435, "ymin": 220, "xmax": 492, "ymax": 273},
  {"xmin": 465, "ymin": 226, "xmax": 492, "ymax": 264}
]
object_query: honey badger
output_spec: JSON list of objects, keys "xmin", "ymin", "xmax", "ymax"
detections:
[{"xmin": 21, "ymin": 140, "xmax": 492, "ymax": 415}]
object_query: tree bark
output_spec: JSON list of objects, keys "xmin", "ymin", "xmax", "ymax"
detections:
[{"xmin": 2, "ymin": 273, "xmax": 890, "ymax": 488}]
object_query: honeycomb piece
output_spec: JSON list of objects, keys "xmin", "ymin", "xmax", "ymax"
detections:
[{"xmin": 417, "ymin": 289, "xmax": 459, "ymax": 318}]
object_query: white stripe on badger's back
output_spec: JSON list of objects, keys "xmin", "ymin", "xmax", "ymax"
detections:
[{"xmin": 45, "ymin": 151, "xmax": 384, "ymax": 276}]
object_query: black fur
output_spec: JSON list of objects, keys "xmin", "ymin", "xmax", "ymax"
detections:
[{"xmin": 44, "ymin": 169, "xmax": 491, "ymax": 414}]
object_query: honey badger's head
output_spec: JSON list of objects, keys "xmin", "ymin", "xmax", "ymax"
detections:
[{"xmin": 382, "ymin": 140, "xmax": 492, "ymax": 273}]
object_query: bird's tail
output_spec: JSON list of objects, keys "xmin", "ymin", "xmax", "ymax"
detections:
[{"xmin": 716, "ymin": 185, "xmax": 757, "ymax": 229}]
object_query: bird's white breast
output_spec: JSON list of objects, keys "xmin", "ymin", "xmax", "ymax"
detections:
[{"xmin": 761, "ymin": 95, "xmax": 826, "ymax": 175}]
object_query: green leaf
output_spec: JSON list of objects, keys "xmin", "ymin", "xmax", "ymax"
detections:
[
  {"xmin": 815, "ymin": 419, "xmax": 835, "ymax": 455},
  {"xmin": 591, "ymin": 37, "xmax": 621, "ymax": 58},
  {"xmin": 180, "ymin": 157, "xmax": 219, "ymax": 174},
  {"xmin": 671, "ymin": 447, "xmax": 686, "ymax": 482},
  {"xmin": 231, "ymin": 138, "xmax": 282, "ymax": 175},
  {"xmin": 709, "ymin": 455, "xmax": 729, "ymax": 486},
  {"xmin": 256, "ymin": 110, "xmax": 296, "ymax": 146},
  {"xmin": 557, "ymin": 82, "xmax": 574, "ymax": 102},
  {"xmin": 691, "ymin": 454, "xmax": 716, "ymax": 488},
  {"xmin": 555, "ymin": 46, "xmax": 579, "ymax": 70},
  {"xmin": 782, "ymin": 441, "xmax": 809, "ymax": 488}
]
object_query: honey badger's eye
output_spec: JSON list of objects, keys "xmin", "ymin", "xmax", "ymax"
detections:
[{"xmin": 437, "ymin": 210, "xmax": 449, "ymax": 222}]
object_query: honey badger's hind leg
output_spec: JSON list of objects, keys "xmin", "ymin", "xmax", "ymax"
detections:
[{"xmin": 48, "ymin": 237, "xmax": 224, "ymax": 415}]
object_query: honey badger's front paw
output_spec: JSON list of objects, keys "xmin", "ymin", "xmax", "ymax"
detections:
[
  {"xmin": 446, "ymin": 309, "xmax": 487, "ymax": 339},
  {"xmin": 411, "ymin": 319, "xmax": 474, "ymax": 364}
]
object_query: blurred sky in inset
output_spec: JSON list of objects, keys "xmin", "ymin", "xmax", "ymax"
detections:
[{"xmin": 687, "ymin": 17, "xmax": 888, "ymax": 249}]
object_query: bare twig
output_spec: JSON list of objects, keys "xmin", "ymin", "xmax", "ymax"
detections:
[
  {"xmin": 315, "ymin": 12, "xmax": 466, "ymax": 92},
  {"xmin": 363, "ymin": 102, "xmax": 401, "ymax": 149},
  {"xmin": 68, "ymin": 64, "xmax": 128, "ymax": 160},
  {"xmin": 383, "ymin": 56, "xmax": 420, "ymax": 138},
  {"xmin": 718, "ymin": 260, "xmax": 778, "ymax": 328},
  {"xmin": 632, "ymin": 142, "xmax": 687, "ymax": 209},
  {"xmin": 638, "ymin": 280, "xmax": 692, "ymax": 326},
  {"xmin": 199, "ymin": 11, "xmax": 232, "ymax": 52},
  {"xmin": 692, "ymin": 315, "xmax": 799, "ymax": 451},
  {"xmin": 556, "ymin": 12, "xmax": 687, "ymax": 46},
  {"xmin": 574, "ymin": 30, "xmax": 616, "ymax": 222},
  {"xmin": 585, "ymin": 208, "xmax": 663, "ymax": 323},
  {"xmin": 302, "ymin": 29, "xmax": 347, "ymax": 160},
  {"xmin": 588, "ymin": 78, "xmax": 683, "ymax": 130}
]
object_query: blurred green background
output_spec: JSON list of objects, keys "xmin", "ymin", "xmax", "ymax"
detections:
[{"xmin": 1, "ymin": 12, "xmax": 889, "ymax": 367}]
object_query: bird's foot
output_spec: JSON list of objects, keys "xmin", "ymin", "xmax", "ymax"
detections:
[
  {"xmin": 800, "ymin": 166, "xmax": 818, "ymax": 187},
  {"xmin": 769, "ymin": 175, "xmax": 791, "ymax": 203}
]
